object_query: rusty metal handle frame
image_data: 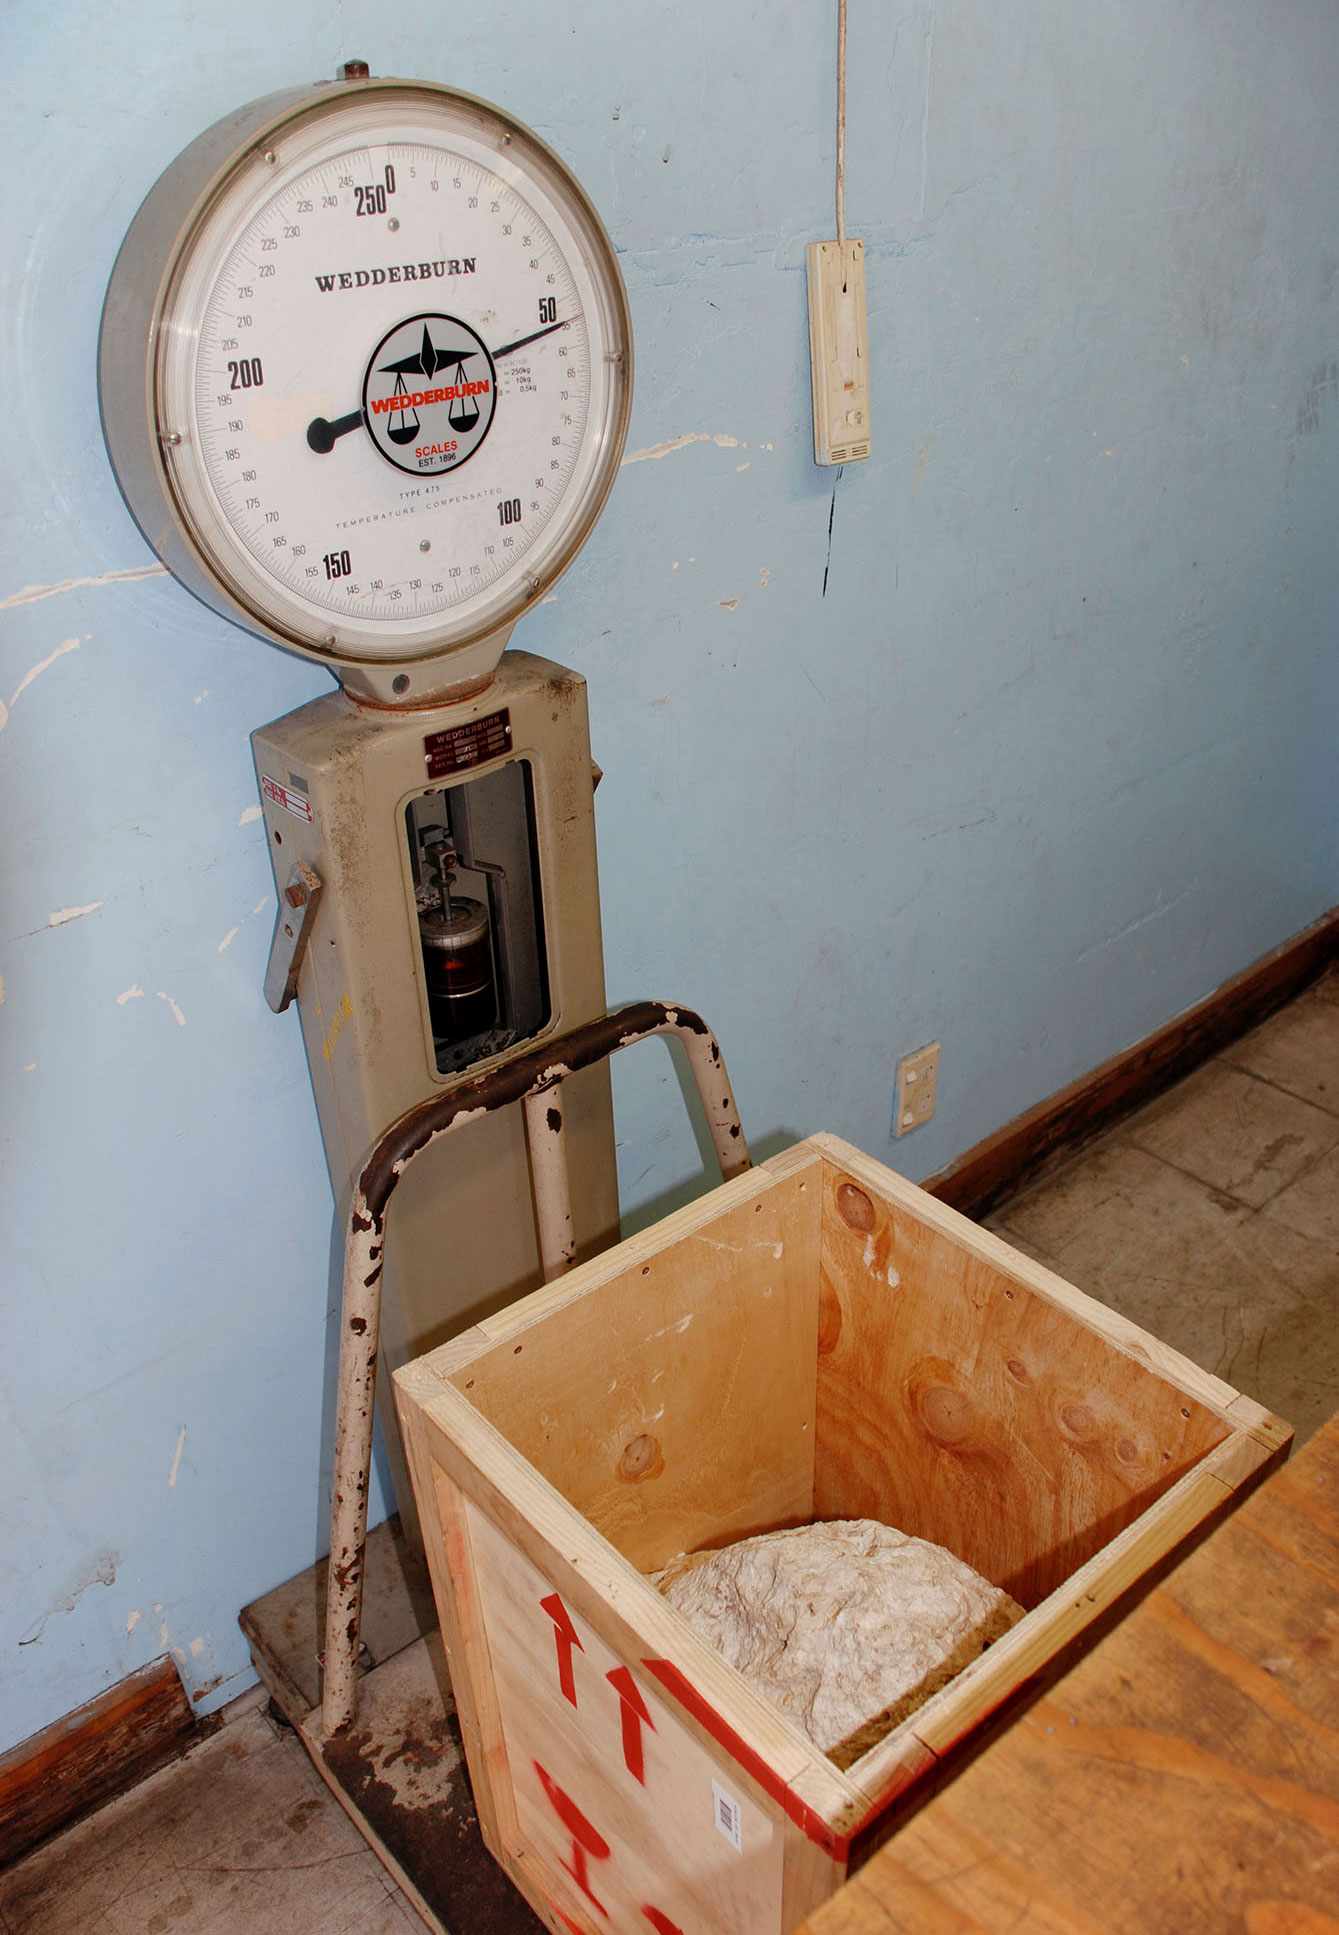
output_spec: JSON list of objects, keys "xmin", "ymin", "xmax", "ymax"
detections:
[{"xmin": 323, "ymin": 1000, "xmax": 750, "ymax": 1736}]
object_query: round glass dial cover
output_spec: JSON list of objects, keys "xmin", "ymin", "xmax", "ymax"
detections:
[{"xmin": 104, "ymin": 79, "xmax": 631, "ymax": 670}]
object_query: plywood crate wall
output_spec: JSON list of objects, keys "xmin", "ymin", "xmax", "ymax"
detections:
[{"xmin": 393, "ymin": 1133, "xmax": 1290, "ymax": 1934}]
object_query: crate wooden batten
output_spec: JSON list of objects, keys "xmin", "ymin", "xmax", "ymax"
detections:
[{"xmin": 393, "ymin": 1131, "xmax": 1291, "ymax": 1934}]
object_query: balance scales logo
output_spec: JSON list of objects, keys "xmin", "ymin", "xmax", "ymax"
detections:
[{"xmin": 362, "ymin": 313, "xmax": 497, "ymax": 476}]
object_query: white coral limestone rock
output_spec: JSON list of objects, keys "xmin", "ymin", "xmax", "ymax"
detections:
[{"xmin": 654, "ymin": 1519, "xmax": 1025, "ymax": 1768}]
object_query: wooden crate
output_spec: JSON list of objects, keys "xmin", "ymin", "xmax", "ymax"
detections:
[{"xmin": 393, "ymin": 1133, "xmax": 1290, "ymax": 1934}]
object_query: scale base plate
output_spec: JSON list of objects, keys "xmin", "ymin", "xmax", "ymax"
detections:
[{"xmin": 240, "ymin": 1518, "xmax": 543, "ymax": 1934}]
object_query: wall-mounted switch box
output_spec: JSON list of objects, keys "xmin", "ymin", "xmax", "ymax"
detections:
[
  {"xmin": 894, "ymin": 1041, "xmax": 940, "ymax": 1137},
  {"xmin": 806, "ymin": 239, "xmax": 870, "ymax": 465}
]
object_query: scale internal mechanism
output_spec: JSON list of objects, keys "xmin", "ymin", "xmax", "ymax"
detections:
[
  {"xmin": 408, "ymin": 761, "xmax": 549, "ymax": 1075},
  {"xmin": 99, "ymin": 61, "xmax": 635, "ymax": 1930}
]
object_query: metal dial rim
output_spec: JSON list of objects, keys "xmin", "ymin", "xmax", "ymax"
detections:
[{"xmin": 121, "ymin": 77, "xmax": 632, "ymax": 674}]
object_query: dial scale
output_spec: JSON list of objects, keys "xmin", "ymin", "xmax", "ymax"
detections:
[{"xmin": 100, "ymin": 71, "xmax": 632, "ymax": 701}]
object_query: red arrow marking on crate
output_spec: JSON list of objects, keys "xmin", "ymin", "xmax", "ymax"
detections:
[
  {"xmin": 541, "ymin": 1591, "xmax": 584, "ymax": 1708},
  {"xmin": 533, "ymin": 1761, "xmax": 610, "ymax": 1916},
  {"xmin": 607, "ymin": 1666, "xmax": 655, "ymax": 1784}
]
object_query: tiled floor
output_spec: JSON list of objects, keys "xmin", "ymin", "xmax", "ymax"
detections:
[
  {"xmin": 5, "ymin": 975, "xmax": 1338, "ymax": 1932},
  {"xmin": 985, "ymin": 970, "xmax": 1339, "ymax": 1446},
  {"xmin": 0, "ymin": 1691, "xmax": 422, "ymax": 1935}
]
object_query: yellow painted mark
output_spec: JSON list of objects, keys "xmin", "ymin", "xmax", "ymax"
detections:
[{"xmin": 323, "ymin": 992, "xmax": 354, "ymax": 1061}]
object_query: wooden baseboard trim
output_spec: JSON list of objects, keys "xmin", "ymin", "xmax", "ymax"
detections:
[
  {"xmin": 0, "ymin": 1656, "xmax": 211, "ymax": 1868},
  {"xmin": 926, "ymin": 905, "xmax": 1339, "ymax": 1221}
]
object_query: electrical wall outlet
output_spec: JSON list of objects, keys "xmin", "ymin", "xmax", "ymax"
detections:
[
  {"xmin": 894, "ymin": 1041, "xmax": 940, "ymax": 1138},
  {"xmin": 806, "ymin": 239, "xmax": 871, "ymax": 465}
]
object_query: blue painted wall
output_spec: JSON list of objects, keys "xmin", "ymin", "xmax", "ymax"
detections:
[{"xmin": 3, "ymin": 2, "xmax": 1336, "ymax": 1750}]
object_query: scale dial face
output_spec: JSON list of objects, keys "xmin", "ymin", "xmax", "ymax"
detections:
[{"xmin": 102, "ymin": 79, "xmax": 632, "ymax": 677}]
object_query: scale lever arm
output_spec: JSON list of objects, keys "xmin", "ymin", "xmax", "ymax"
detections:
[{"xmin": 263, "ymin": 861, "xmax": 324, "ymax": 1012}]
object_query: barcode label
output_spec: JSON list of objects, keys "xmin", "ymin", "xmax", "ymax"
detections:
[{"xmin": 712, "ymin": 1779, "xmax": 743, "ymax": 1852}]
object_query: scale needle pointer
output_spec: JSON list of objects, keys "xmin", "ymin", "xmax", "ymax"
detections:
[
  {"xmin": 307, "ymin": 409, "xmax": 365, "ymax": 454},
  {"xmin": 306, "ymin": 320, "xmax": 568, "ymax": 453},
  {"xmin": 489, "ymin": 318, "xmax": 567, "ymax": 360}
]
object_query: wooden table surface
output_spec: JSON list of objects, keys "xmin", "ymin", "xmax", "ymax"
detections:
[{"xmin": 800, "ymin": 1415, "xmax": 1339, "ymax": 1935}]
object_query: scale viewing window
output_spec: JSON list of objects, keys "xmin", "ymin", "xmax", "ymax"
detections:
[{"xmin": 405, "ymin": 760, "xmax": 551, "ymax": 1075}]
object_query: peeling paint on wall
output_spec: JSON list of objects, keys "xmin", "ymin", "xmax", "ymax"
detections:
[
  {"xmin": 116, "ymin": 983, "xmax": 145, "ymax": 1005},
  {"xmin": 156, "ymin": 991, "xmax": 187, "ymax": 1026},
  {"xmin": 0, "ymin": 636, "xmax": 83, "ymax": 732},
  {"xmin": 49, "ymin": 902, "xmax": 103, "ymax": 927},
  {"xmin": 0, "ymin": 564, "xmax": 167, "ymax": 610},
  {"xmin": 168, "ymin": 1427, "xmax": 187, "ymax": 1490},
  {"xmin": 238, "ymin": 805, "xmax": 262, "ymax": 826},
  {"xmin": 19, "ymin": 1548, "xmax": 120, "ymax": 1645},
  {"xmin": 218, "ymin": 896, "xmax": 268, "ymax": 951},
  {"xmin": 621, "ymin": 432, "xmax": 741, "ymax": 466},
  {"xmin": 1075, "ymin": 887, "xmax": 1195, "ymax": 965}
]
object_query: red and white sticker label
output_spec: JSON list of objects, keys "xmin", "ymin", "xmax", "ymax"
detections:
[{"xmin": 260, "ymin": 775, "xmax": 314, "ymax": 823}]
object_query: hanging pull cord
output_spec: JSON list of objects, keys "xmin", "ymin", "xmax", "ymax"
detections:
[{"xmin": 836, "ymin": 0, "xmax": 848, "ymax": 288}]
